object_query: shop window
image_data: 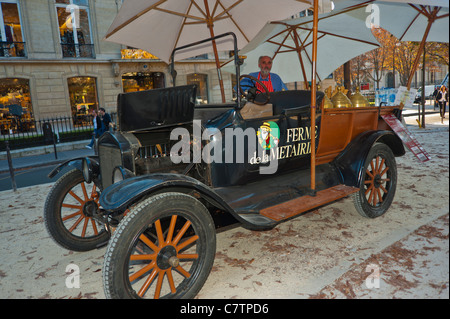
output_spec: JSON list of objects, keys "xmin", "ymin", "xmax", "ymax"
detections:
[
  {"xmin": 122, "ymin": 72, "xmax": 165, "ymax": 92},
  {"xmin": 67, "ymin": 76, "xmax": 98, "ymax": 126},
  {"xmin": 0, "ymin": 78, "xmax": 33, "ymax": 134},
  {"xmin": 56, "ymin": 0, "xmax": 94, "ymax": 58},
  {"xmin": 187, "ymin": 73, "xmax": 208, "ymax": 104},
  {"xmin": 0, "ymin": 1, "xmax": 26, "ymax": 57}
]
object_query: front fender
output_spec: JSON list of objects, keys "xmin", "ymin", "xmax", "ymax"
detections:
[
  {"xmin": 99, "ymin": 173, "xmax": 235, "ymax": 214},
  {"xmin": 334, "ymin": 130, "xmax": 405, "ymax": 187},
  {"xmin": 47, "ymin": 156, "xmax": 99, "ymax": 179}
]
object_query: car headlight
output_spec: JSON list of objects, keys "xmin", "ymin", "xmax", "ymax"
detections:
[
  {"xmin": 81, "ymin": 158, "xmax": 100, "ymax": 184},
  {"xmin": 112, "ymin": 166, "xmax": 134, "ymax": 184},
  {"xmin": 82, "ymin": 158, "xmax": 93, "ymax": 183}
]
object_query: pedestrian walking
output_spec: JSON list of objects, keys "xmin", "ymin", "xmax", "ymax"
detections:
[
  {"xmin": 86, "ymin": 109, "xmax": 101, "ymax": 149},
  {"xmin": 436, "ymin": 85, "xmax": 448, "ymax": 120}
]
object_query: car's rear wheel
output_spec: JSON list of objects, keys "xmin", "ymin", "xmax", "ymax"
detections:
[
  {"xmin": 44, "ymin": 169, "xmax": 109, "ymax": 251},
  {"xmin": 103, "ymin": 192, "xmax": 216, "ymax": 299},
  {"xmin": 352, "ymin": 143, "xmax": 397, "ymax": 218}
]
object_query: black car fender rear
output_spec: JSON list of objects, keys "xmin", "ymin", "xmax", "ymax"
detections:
[
  {"xmin": 99, "ymin": 173, "xmax": 241, "ymax": 227},
  {"xmin": 333, "ymin": 130, "xmax": 405, "ymax": 187}
]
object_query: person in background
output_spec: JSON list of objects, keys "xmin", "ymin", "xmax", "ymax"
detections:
[
  {"xmin": 436, "ymin": 86, "xmax": 448, "ymax": 119},
  {"xmin": 432, "ymin": 86, "xmax": 439, "ymax": 110},
  {"xmin": 86, "ymin": 109, "xmax": 100, "ymax": 150},
  {"xmin": 98, "ymin": 107, "xmax": 113, "ymax": 135},
  {"xmin": 240, "ymin": 55, "xmax": 288, "ymax": 93}
]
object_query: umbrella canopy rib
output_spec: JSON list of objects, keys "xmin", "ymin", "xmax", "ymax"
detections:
[{"xmin": 105, "ymin": 0, "xmax": 167, "ymax": 38}]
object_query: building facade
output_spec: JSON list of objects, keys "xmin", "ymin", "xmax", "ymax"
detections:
[{"xmin": 0, "ymin": 0, "xmax": 234, "ymax": 129}]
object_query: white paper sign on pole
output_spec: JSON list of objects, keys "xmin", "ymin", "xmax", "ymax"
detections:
[{"xmin": 394, "ymin": 86, "xmax": 418, "ymax": 107}]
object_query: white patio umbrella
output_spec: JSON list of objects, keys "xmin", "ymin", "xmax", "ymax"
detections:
[
  {"xmin": 334, "ymin": 0, "xmax": 449, "ymax": 88},
  {"xmin": 225, "ymin": 5, "xmax": 380, "ymax": 88},
  {"xmin": 104, "ymin": 0, "xmax": 314, "ymax": 102}
]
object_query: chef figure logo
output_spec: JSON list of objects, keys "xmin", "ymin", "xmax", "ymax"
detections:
[{"xmin": 257, "ymin": 121, "xmax": 280, "ymax": 150}]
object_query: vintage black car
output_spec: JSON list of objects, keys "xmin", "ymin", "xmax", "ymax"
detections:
[{"xmin": 44, "ymin": 33, "xmax": 405, "ymax": 299}]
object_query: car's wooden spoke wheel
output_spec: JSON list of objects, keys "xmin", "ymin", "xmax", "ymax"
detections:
[
  {"xmin": 352, "ymin": 143, "xmax": 397, "ymax": 218},
  {"xmin": 364, "ymin": 155, "xmax": 391, "ymax": 207},
  {"xmin": 44, "ymin": 169, "xmax": 109, "ymax": 251},
  {"xmin": 103, "ymin": 193, "xmax": 216, "ymax": 299},
  {"xmin": 61, "ymin": 182, "xmax": 100, "ymax": 237},
  {"xmin": 129, "ymin": 216, "xmax": 200, "ymax": 298}
]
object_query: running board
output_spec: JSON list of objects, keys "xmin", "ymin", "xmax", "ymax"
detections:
[{"xmin": 260, "ymin": 185, "xmax": 359, "ymax": 222}]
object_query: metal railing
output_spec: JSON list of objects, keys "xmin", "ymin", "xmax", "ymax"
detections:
[
  {"xmin": 0, "ymin": 113, "xmax": 116, "ymax": 151},
  {"xmin": 61, "ymin": 43, "xmax": 95, "ymax": 58},
  {"xmin": 0, "ymin": 41, "xmax": 27, "ymax": 58}
]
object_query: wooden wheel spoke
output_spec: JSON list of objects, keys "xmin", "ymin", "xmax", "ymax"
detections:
[
  {"xmin": 90, "ymin": 184, "xmax": 97, "ymax": 199},
  {"xmin": 81, "ymin": 182, "xmax": 89, "ymax": 201},
  {"xmin": 68, "ymin": 215, "xmax": 84, "ymax": 233},
  {"xmin": 154, "ymin": 270, "xmax": 165, "ymax": 299},
  {"xmin": 136, "ymin": 267, "xmax": 158, "ymax": 297},
  {"xmin": 376, "ymin": 188, "xmax": 383, "ymax": 204},
  {"xmin": 175, "ymin": 264, "xmax": 191, "ymax": 278},
  {"xmin": 177, "ymin": 253, "xmax": 199, "ymax": 260},
  {"xmin": 378, "ymin": 158, "xmax": 386, "ymax": 174},
  {"xmin": 166, "ymin": 215, "xmax": 178, "ymax": 244},
  {"xmin": 367, "ymin": 187, "xmax": 374, "ymax": 204},
  {"xmin": 68, "ymin": 190, "xmax": 85, "ymax": 205},
  {"xmin": 130, "ymin": 261, "xmax": 156, "ymax": 283},
  {"xmin": 62, "ymin": 203, "xmax": 82, "ymax": 210},
  {"xmin": 379, "ymin": 166, "xmax": 390, "ymax": 177},
  {"xmin": 372, "ymin": 188, "xmax": 378, "ymax": 206},
  {"xmin": 166, "ymin": 269, "xmax": 177, "ymax": 294},
  {"xmin": 81, "ymin": 216, "xmax": 89, "ymax": 237},
  {"xmin": 365, "ymin": 184, "xmax": 374, "ymax": 195},
  {"xmin": 369, "ymin": 161, "xmax": 375, "ymax": 175},
  {"xmin": 173, "ymin": 221, "xmax": 192, "ymax": 246},
  {"xmin": 176, "ymin": 235, "xmax": 199, "ymax": 252},
  {"xmin": 62, "ymin": 210, "xmax": 82, "ymax": 221},
  {"xmin": 154, "ymin": 219, "xmax": 165, "ymax": 246},
  {"xmin": 375, "ymin": 157, "xmax": 381, "ymax": 174},
  {"xmin": 366, "ymin": 169, "xmax": 374, "ymax": 179},
  {"xmin": 139, "ymin": 234, "xmax": 160, "ymax": 252},
  {"xmin": 130, "ymin": 254, "xmax": 157, "ymax": 261},
  {"xmin": 90, "ymin": 218, "xmax": 99, "ymax": 236}
]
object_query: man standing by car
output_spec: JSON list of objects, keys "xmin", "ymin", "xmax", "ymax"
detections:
[
  {"xmin": 99, "ymin": 107, "xmax": 113, "ymax": 135},
  {"xmin": 240, "ymin": 56, "xmax": 288, "ymax": 93}
]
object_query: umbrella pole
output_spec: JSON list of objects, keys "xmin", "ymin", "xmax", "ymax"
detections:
[
  {"xmin": 310, "ymin": 0, "xmax": 319, "ymax": 194},
  {"xmin": 204, "ymin": 0, "xmax": 226, "ymax": 103},
  {"xmin": 291, "ymin": 28, "xmax": 309, "ymax": 90},
  {"xmin": 406, "ymin": 9, "xmax": 437, "ymax": 91}
]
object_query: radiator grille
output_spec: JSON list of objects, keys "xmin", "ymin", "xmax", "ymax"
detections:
[{"xmin": 98, "ymin": 144, "xmax": 123, "ymax": 189}]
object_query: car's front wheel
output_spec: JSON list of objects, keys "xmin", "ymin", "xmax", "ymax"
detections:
[
  {"xmin": 103, "ymin": 192, "xmax": 216, "ymax": 299},
  {"xmin": 44, "ymin": 169, "xmax": 109, "ymax": 251}
]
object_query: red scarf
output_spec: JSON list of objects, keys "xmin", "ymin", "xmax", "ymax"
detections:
[{"xmin": 257, "ymin": 72, "xmax": 274, "ymax": 93}]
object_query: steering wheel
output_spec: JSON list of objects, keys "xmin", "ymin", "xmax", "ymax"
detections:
[{"xmin": 239, "ymin": 74, "xmax": 271, "ymax": 105}]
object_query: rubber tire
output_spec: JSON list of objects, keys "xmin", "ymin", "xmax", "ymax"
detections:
[
  {"xmin": 44, "ymin": 169, "xmax": 109, "ymax": 251},
  {"xmin": 103, "ymin": 192, "xmax": 216, "ymax": 299},
  {"xmin": 352, "ymin": 143, "xmax": 397, "ymax": 218}
]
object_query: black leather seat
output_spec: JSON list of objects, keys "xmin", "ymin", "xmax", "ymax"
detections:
[
  {"xmin": 270, "ymin": 90, "xmax": 325, "ymax": 115},
  {"xmin": 117, "ymin": 85, "xmax": 197, "ymax": 132}
]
